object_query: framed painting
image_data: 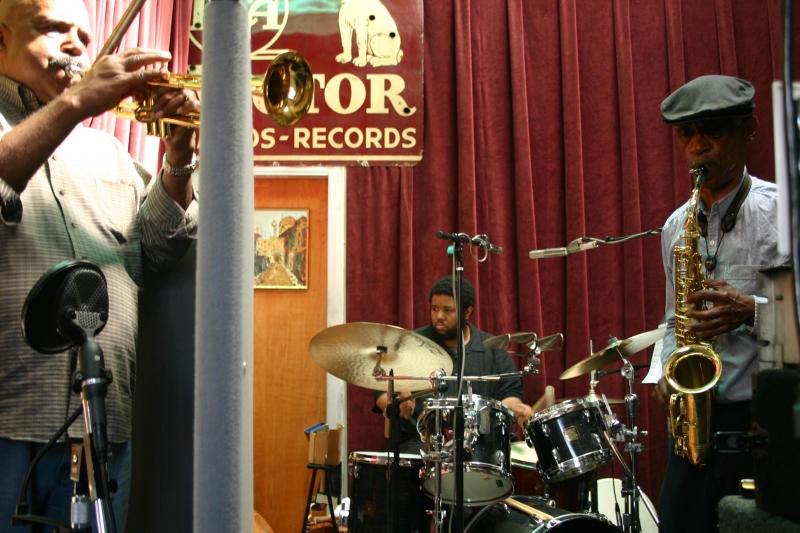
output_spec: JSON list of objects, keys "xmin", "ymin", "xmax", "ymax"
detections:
[{"xmin": 254, "ymin": 208, "xmax": 309, "ymax": 289}]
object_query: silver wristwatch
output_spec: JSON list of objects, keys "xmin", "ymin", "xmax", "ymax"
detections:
[{"xmin": 162, "ymin": 153, "xmax": 197, "ymax": 176}]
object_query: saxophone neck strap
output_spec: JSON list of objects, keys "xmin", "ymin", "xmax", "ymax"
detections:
[{"xmin": 699, "ymin": 172, "xmax": 752, "ymax": 236}]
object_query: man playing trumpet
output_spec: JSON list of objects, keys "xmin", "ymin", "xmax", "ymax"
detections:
[{"xmin": 0, "ymin": 0, "xmax": 199, "ymax": 531}]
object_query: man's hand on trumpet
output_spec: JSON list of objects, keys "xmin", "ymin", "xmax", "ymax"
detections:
[
  {"xmin": 66, "ymin": 48, "xmax": 172, "ymax": 119},
  {"xmin": 148, "ymin": 84, "xmax": 200, "ymax": 210}
]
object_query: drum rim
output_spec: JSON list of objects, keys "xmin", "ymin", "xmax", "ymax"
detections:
[
  {"xmin": 421, "ymin": 466, "xmax": 515, "ymax": 507},
  {"xmin": 527, "ymin": 397, "xmax": 600, "ymax": 424},
  {"xmin": 348, "ymin": 450, "xmax": 423, "ymax": 467},
  {"xmin": 538, "ymin": 449, "xmax": 613, "ymax": 483}
]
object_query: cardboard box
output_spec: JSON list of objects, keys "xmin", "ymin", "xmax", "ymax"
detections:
[{"xmin": 304, "ymin": 422, "xmax": 343, "ymax": 465}]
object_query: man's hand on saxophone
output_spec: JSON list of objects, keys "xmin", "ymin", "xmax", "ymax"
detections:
[
  {"xmin": 651, "ymin": 377, "xmax": 675, "ymax": 414},
  {"xmin": 685, "ymin": 278, "xmax": 755, "ymax": 337}
]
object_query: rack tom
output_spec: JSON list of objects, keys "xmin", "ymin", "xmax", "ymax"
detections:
[{"xmin": 523, "ymin": 398, "xmax": 612, "ymax": 483}]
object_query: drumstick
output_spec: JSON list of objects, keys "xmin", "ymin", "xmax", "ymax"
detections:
[
  {"xmin": 530, "ymin": 385, "xmax": 556, "ymax": 413},
  {"xmin": 504, "ymin": 497, "xmax": 554, "ymax": 521},
  {"xmin": 545, "ymin": 385, "xmax": 556, "ymax": 408}
]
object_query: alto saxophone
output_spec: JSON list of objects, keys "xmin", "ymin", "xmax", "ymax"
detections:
[{"xmin": 664, "ymin": 165, "xmax": 723, "ymax": 467}]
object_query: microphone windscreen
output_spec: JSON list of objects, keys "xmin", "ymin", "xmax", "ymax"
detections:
[{"xmin": 55, "ymin": 268, "xmax": 109, "ymax": 339}]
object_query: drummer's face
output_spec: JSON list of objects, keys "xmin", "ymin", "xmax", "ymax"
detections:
[{"xmin": 430, "ymin": 294, "xmax": 472, "ymax": 340}]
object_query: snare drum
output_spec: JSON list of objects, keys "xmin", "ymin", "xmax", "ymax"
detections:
[
  {"xmin": 465, "ymin": 495, "xmax": 621, "ymax": 533},
  {"xmin": 523, "ymin": 398, "xmax": 613, "ymax": 483},
  {"xmin": 348, "ymin": 451, "xmax": 430, "ymax": 533},
  {"xmin": 417, "ymin": 394, "xmax": 514, "ymax": 506}
]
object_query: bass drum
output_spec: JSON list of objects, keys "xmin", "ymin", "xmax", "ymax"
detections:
[{"xmin": 464, "ymin": 495, "xmax": 621, "ymax": 533}]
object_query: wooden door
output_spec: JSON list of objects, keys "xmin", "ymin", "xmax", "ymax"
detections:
[{"xmin": 253, "ymin": 178, "xmax": 329, "ymax": 532}]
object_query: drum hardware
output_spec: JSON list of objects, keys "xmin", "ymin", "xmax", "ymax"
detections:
[
  {"xmin": 553, "ymin": 331, "xmax": 662, "ymax": 532},
  {"xmin": 594, "ymin": 358, "xmax": 660, "ymax": 532}
]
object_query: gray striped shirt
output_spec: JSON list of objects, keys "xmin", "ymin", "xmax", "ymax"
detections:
[
  {"xmin": 661, "ymin": 172, "xmax": 790, "ymax": 403},
  {"xmin": 0, "ymin": 74, "xmax": 198, "ymax": 442}
]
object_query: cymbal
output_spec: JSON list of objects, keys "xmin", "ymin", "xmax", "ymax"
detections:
[
  {"xmin": 559, "ymin": 328, "xmax": 663, "ymax": 380},
  {"xmin": 309, "ymin": 322, "xmax": 453, "ymax": 392},
  {"xmin": 510, "ymin": 441, "xmax": 539, "ymax": 468},
  {"xmin": 483, "ymin": 332, "xmax": 535, "ymax": 350},
  {"xmin": 483, "ymin": 332, "xmax": 564, "ymax": 352}
]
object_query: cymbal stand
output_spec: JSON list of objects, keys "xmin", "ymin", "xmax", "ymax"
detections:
[
  {"xmin": 425, "ymin": 370, "xmax": 448, "ymax": 532},
  {"xmin": 601, "ymin": 356, "xmax": 659, "ymax": 532}
]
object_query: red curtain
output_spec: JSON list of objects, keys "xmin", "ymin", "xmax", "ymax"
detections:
[
  {"xmin": 82, "ymin": 0, "xmax": 192, "ymax": 163},
  {"xmin": 346, "ymin": 0, "xmax": 800, "ymax": 506}
]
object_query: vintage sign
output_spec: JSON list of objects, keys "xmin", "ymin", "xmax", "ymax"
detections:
[{"xmin": 188, "ymin": 0, "xmax": 424, "ymax": 166}]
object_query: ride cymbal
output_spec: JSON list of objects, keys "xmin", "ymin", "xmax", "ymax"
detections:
[
  {"xmin": 309, "ymin": 322, "xmax": 453, "ymax": 392},
  {"xmin": 559, "ymin": 328, "xmax": 662, "ymax": 380}
]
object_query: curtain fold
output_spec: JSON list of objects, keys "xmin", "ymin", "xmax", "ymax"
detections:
[{"xmin": 346, "ymin": 0, "xmax": 800, "ymax": 505}]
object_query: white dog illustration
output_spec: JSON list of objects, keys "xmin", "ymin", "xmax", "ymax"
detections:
[{"xmin": 335, "ymin": 0, "xmax": 403, "ymax": 67}]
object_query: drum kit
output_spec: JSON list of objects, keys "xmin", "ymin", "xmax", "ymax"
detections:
[{"xmin": 309, "ymin": 322, "xmax": 663, "ymax": 533}]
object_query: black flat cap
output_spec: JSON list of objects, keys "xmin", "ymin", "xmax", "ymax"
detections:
[{"xmin": 661, "ymin": 75, "xmax": 755, "ymax": 125}]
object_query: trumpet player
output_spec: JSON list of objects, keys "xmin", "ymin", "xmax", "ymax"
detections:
[
  {"xmin": 0, "ymin": 0, "xmax": 199, "ymax": 531},
  {"xmin": 652, "ymin": 76, "xmax": 788, "ymax": 532}
]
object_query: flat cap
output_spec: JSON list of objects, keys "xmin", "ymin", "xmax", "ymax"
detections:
[{"xmin": 661, "ymin": 75, "xmax": 755, "ymax": 125}]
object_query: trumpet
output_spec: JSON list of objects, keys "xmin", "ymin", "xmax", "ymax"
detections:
[{"xmin": 65, "ymin": 50, "xmax": 313, "ymax": 137}]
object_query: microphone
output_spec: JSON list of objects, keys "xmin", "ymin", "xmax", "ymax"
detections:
[
  {"xmin": 528, "ymin": 247, "xmax": 568, "ymax": 259},
  {"xmin": 436, "ymin": 231, "xmax": 470, "ymax": 244},
  {"xmin": 529, "ymin": 238, "xmax": 600, "ymax": 259},
  {"xmin": 471, "ymin": 234, "xmax": 502, "ymax": 254}
]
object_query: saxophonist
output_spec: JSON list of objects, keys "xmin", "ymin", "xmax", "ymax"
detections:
[{"xmin": 652, "ymin": 75, "xmax": 789, "ymax": 532}]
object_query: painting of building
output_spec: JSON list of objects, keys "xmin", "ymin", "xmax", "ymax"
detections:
[{"xmin": 254, "ymin": 209, "xmax": 309, "ymax": 289}]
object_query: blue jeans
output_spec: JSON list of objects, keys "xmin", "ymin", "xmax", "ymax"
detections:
[{"xmin": 0, "ymin": 438, "xmax": 131, "ymax": 533}]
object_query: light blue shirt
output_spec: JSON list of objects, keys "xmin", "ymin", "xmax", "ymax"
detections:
[{"xmin": 661, "ymin": 171, "xmax": 789, "ymax": 403}]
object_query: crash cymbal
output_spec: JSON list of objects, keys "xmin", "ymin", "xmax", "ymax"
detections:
[
  {"xmin": 559, "ymin": 328, "xmax": 663, "ymax": 380},
  {"xmin": 309, "ymin": 322, "xmax": 453, "ymax": 392}
]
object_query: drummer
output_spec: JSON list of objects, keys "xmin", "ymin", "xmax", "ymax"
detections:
[{"xmin": 374, "ymin": 275, "xmax": 534, "ymax": 454}]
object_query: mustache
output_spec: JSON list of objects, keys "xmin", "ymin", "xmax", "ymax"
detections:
[
  {"xmin": 689, "ymin": 157, "xmax": 721, "ymax": 169},
  {"xmin": 47, "ymin": 56, "xmax": 85, "ymax": 71}
]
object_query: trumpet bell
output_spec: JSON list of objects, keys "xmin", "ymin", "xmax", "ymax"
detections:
[{"xmin": 254, "ymin": 50, "xmax": 314, "ymax": 127}]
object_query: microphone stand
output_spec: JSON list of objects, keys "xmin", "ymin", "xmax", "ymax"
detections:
[
  {"xmin": 73, "ymin": 331, "xmax": 117, "ymax": 533},
  {"xmin": 435, "ymin": 231, "xmax": 469, "ymax": 532},
  {"xmin": 453, "ymin": 246, "xmax": 466, "ymax": 533}
]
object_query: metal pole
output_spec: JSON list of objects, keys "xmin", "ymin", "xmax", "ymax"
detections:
[{"xmin": 194, "ymin": 2, "xmax": 254, "ymax": 532}]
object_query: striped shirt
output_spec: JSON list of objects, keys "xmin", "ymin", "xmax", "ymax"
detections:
[
  {"xmin": 0, "ymin": 74, "xmax": 198, "ymax": 442},
  {"xmin": 661, "ymin": 172, "xmax": 790, "ymax": 403}
]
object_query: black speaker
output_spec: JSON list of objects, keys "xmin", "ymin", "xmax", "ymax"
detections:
[{"xmin": 751, "ymin": 369, "xmax": 800, "ymax": 523}]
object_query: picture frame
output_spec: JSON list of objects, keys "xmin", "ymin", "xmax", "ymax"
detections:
[{"xmin": 254, "ymin": 208, "xmax": 309, "ymax": 289}]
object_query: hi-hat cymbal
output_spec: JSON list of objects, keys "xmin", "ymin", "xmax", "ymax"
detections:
[
  {"xmin": 309, "ymin": 322, "xmax": 453, "ymax": 392},
  {"xmin": 559, "ymin": 328, "xmax": 663, "ymax": 380},
  {"xmin": 483, "ymin": 332, "xmax": 564, "ymax": 352}
]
